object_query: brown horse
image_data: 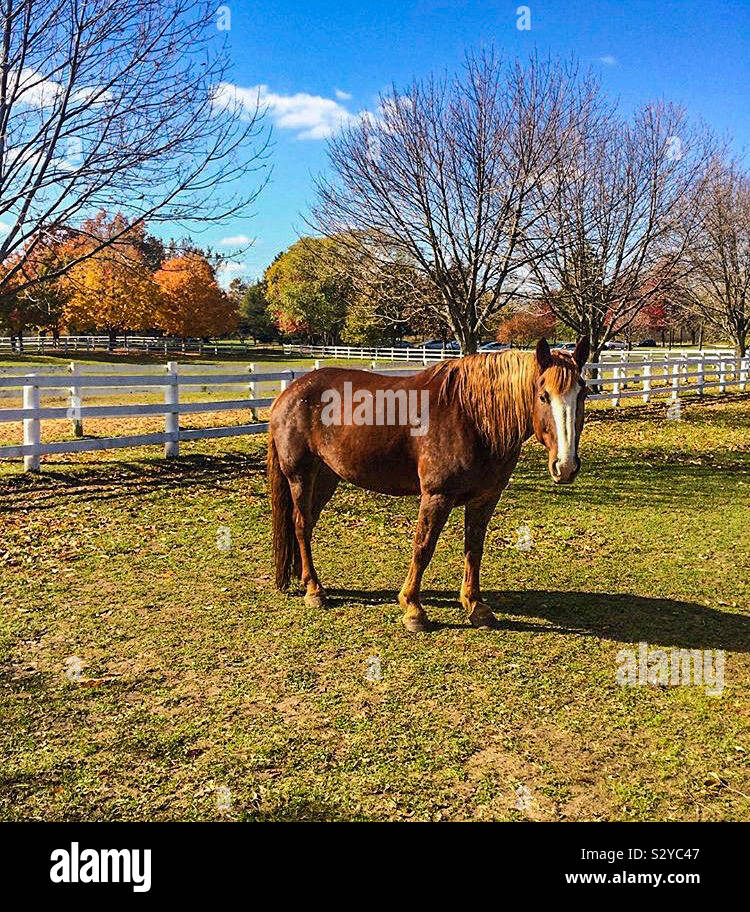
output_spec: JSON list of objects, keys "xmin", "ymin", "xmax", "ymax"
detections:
[{"xmin": 267, "ymin": 336, "xmax": 589, "ymax": 631}]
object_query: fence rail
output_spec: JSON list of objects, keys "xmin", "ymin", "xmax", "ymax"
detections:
[{"xmin": 0, "ymin": 353, "xmax": 747, "ymax": 472}]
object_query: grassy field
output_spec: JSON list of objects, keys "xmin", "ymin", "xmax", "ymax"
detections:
[{"xmin": 0, "ymin": 391, "xmax": 749, "ymax": 821}]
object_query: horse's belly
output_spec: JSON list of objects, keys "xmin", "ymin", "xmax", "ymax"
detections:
[
  {"xmin": 314, "ymin": 428, "xmax": 421, "ymax": 496},
  {"xmin": 339, "ymin": 466, "xmax": 420, "ymax": 496}
]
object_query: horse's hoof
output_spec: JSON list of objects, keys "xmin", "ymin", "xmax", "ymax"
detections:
[
  {"xmin": 304, "ymin": 592, "xmax": 327, "ymax": 609},
  {"xmin": 403, "ymin": 613, "xmax": 433, "ymax": 633},
  {"xmin": 468, "ymin": 605, "xmax": 500, "ymax": 629}
]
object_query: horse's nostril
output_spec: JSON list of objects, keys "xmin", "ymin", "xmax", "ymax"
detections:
[{"xmin": 552, "ymin": 459, "xmax": 560, "ymax": 477}]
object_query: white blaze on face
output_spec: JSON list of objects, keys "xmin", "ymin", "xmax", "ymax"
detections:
[{"xmin": 549, "ymin": 386, "xmax": 579, "ymax": 472}]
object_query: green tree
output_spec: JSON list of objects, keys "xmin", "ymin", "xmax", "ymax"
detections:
[
  {"xmin": 264, "ymin": 238, "xmax": 353, "ymax": 343},
  {"xmin": 239, "ymin": 281, "xmax": 276, "ymax": 342}
]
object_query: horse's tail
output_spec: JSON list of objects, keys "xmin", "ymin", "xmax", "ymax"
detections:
[{"xmin": 267, "ymin": 432, "xmax": 300, "ymax": 590}]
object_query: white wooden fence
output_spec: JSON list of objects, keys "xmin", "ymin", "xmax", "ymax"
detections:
[
  {"xmin": 283, "ymin": 342, "xmax": 737, "ymax": 364},
  {"xmin": 0, "ymin": 361, "xmax": 295, "ymax": 472},
  {"xmin": 0, "ymin": 353, "xmax": 747, "ymax": 472}
]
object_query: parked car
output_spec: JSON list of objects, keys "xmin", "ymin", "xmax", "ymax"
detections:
[
  {"xmin": 638, "ymin": 339, "xmax": 658, "ymax": 347},
  {"xmin": 418, "ymin": 339, "xmax": 460, "ymax": 351},
  {"xmin": 603, "ymin": 340, "xmax": 626, "ymax": 350},
  {"xmin": 556, "ymin": 342, "xmax": 577, "ymax": 351},
  {"xmin": 477, "ymin": 341, "xmax": 510, "ymax": 352}
]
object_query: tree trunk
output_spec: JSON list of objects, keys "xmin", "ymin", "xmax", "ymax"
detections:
[
  {"xmin": 108, "ymin": 327, "xmax": 116, "ymax": 351},
  {"xmin": 453, "ymin": 320, "xmax": 478, "ymax": 355},
  {"xmin": 588, "ymin": 337, "xmax": 603, "ymax": 380}
]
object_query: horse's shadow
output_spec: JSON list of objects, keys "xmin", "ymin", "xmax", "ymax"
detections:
[{"xmin": 326, "ymin": 587, "xmax": 750, "ymax": 652}]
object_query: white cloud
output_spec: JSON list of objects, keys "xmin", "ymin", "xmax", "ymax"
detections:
[
  {"xmin": 17, "ymin": 68, "xmax": 62, "ymax": 107},
  {"xmin": 214, "ymin": 81, "xmax": 357, "ymax": 140},
  {"xmin": 0, "ymin": 221, "xmax": 10, "ymax": 235},
  {"xmin": 15, "ymin": 67, "xmax": 111, "ymax": 108},
  {"xmin": 599, "ymin": 55, "xmax": 617, "ymax": 66},
  {"xmin": 217, "ymin": 260, "xmax": 247, "ymax": 286},
  {"xmin": 335, "ymin": 88, "xmax": 352, "ymax": 101},
  {"xmin": 219, "ymin": 234, "xmax": 251, "ymax": 246}
]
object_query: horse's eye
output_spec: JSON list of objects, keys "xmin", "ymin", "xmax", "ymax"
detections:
[{"xmin": 540, "ymin": 392, "xmax": 550, "ymax": 404}]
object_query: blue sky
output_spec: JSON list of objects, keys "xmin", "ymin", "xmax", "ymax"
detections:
[{"xmin": 199, "ymin": 0, "xmax": 750, "ymax": 285}]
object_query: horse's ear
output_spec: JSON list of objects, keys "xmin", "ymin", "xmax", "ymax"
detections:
[
  {"xmin": 573, "ymin": 336, "xmax": 590, "ymax": 370},
  {"xmin": 535, "ymin": 337, "xmax": 553, "ymax": 372}
]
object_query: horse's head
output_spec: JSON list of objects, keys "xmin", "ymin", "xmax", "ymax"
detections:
[{"xmin": 532, "ymin": 336, "xmax": 590, "ymax": 484}]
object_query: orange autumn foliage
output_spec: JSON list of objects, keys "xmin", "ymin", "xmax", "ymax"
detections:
[
  {"xmin": 496, "ymin": 309, "xmax": 556, "ymax": 347},
  {"xmin": 63, "ymin": 213, "xmax": 158, "ymax": 334},
  {"xmin": 154, "ymin": 253, "xmax": 237, "ymax": 337}
]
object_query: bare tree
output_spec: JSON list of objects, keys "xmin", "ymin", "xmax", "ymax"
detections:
[
  {"xmin": 0, "ymin": 0, "xmax": 270, "ymax": 297},
  {"xmin": 682, "ymin": 160, "xmax": 750, "ymax": 356},
  {"xmin": 521, "ymin": 96, "xmax": 715, "ymax": 365},
  {"xmin": 312, "ymin": 50, "xmax": 584, "ymax": 353}
]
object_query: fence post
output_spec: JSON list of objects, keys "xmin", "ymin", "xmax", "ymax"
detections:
[
  {"xmin": 641, "ymin": 358, "xmax": 651, "ymax": 403},
  {"xmin": 280, "ymin": 370, "xmax": 292, "ymax": 393},
  {"xmin": 719, "ymin": 357, "xmax": 727, "ymax": 394},
  {"xmin": 68, "ymin": 361, "xmax": 84, "ymax": 437},
  {"xmin": 671, "ymin": 360, "xmax": 680, "ymax": 401},
  {"xmin": 611, "ymin": 365, "xmax": 620, "ymax": 407},
  {"xmin": 697, "ymin": 354, "xmax": 705, "ymax": 396},
  {"xmin": 371, "ymin": 361, "xmax": 378, "ymax": 371},
  {"xmin": 314, "ymin": 359, "xmax": 321, "ymax": 370},
  {"xmin": 23, "ymin": 374, "xmax": 41, "ymax": 473},
  {"xmin": 164, "ymin": 361, "xmax": 179, "ymax": 458},
  {"xmin": 248, "ymin": 363, "xmax": 257, "ymax": 421},
  {"xmin": 740, "ymin": 355, "xmax": 749, "ymax": 392}
]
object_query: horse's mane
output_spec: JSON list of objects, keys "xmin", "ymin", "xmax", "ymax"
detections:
[{"xmin": 428, "ymin": 350, "xmax": 579, "ymax": 455}]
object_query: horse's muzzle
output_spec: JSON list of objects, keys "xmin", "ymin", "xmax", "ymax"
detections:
[{"xmin": 550, "ymin": 456, "xmax": 580, "ymax": 484}]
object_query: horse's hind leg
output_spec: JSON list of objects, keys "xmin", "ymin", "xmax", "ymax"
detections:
[
  {"xmin": 399, "ymin": 493, "xmax": 453, "ymax": 632},
  {"xmin": 288, "ymin": 463, "xmax": 328, "ymax": 608}
]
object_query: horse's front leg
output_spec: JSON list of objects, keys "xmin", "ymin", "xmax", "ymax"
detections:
[
  {"xmin": 399, "ymin": 493, "xmax": 453, "ymax": 632},
  {"xmin": 461, "ymin": 493, "xmax": 502, "ymax": 628}
]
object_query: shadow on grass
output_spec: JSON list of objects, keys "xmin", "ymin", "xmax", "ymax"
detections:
[
  {"xmin": 0, "ymin": 451, "xmax": 265, "ymax": 512},
  {"xmin": 586, "ymin": 391, "xmax": 750, "ymax": 424},
  {"xmin": 327, "ymin": 587, "xmax": 750, "ymax": 652},
  {"xmin": 509, "ymin": 454, "xmax": 750, "ymax": 507}
]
